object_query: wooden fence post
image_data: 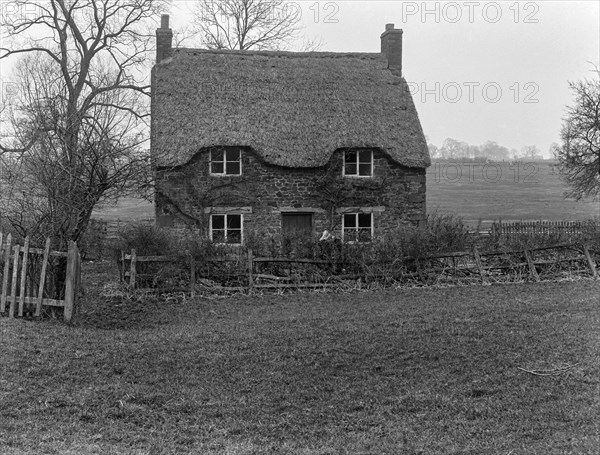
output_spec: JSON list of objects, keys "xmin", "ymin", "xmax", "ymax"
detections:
[
  {"xmin": 472, "ymin": 246, "xmax": 487, "ymax": 284},
  {"xmin": 64, "ymin": 241, "xmax": 80, "ymax": 323},
  {"xmin": 523, "ymin": 248, "xmax": 540, "ymax": 282},
  {"xmin": 247, "ymin": 249, "xmax": 254, "ymax": 290},
  {"xmin": 0, "ymin": 233, "xmax": 11, "ymax": 313},
  {"xmin": 9, "ymin": 244, "xmax": 20, "ymax": 318},
  {"xmin": 18, "ymin": 236, "xmax": 30, "ymax": 317},
  {"xmin": 120, "ymin": 250, "xmax": 125, "ymax": 283},
  {"xmin": 190, "ymin": 254, "xmax": 196, "ymax": 297},
  {"xmin": 582, "ymin": 244, "xmax": 598, "ymax": 279},
  {"xmin": 129, "ymin": 249, "xmax": 137, "ymax": 289},
  {"xmin": 35, "ymin": 238, "xmax": 51, "ymax": 317},
  {"xmin": 75, "ymin": 246, "xmax": 81, "ymax": 305}
]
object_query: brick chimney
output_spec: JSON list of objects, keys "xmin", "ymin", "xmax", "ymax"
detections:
[
  {"xmin": 156, "ymin": 14, "xmax": 173, "ymax": 63},
  {"xmin": 380, "ymin": 23, "xmax": 403, "ymax": 76}
]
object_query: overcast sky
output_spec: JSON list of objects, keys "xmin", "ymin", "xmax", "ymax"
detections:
[{"xmin": 172, "ymin": 1, "xmax": 600, "ymax": 157}]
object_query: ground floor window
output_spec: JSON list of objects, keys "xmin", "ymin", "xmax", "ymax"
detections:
[
  {"xmin": 210, "ymin": 214, "xmax": 243, "ymax": 244},
  {"xmin": 342, "ymin": 213, "xmax": 373, "ymax": 242}
]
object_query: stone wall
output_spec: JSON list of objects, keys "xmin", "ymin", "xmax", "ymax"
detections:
[{"xmin": 155, "ymin": 147, "xmax": 426, "ymax": 240}]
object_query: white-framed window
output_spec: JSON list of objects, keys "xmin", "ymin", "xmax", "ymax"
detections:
[
  {"xmin": 342, "ymin": 213, "xmax": 373, "ymax": 242},
  {"xmin": 210, "ymin": 148, "xmax": 242, "ymax": 175},
  {"xmin": 343, "ymin": 150, "xmax": 373, "ymax": 177},
  {"xmin": 210, "ymin": 214, "xmax": 243, "ymax": 244}
]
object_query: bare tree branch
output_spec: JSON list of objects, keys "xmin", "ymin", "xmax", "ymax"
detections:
[
  {"xmin": 554, "ymin": 67, "xmax": 600, "ymax": 200},
  {"xmin": 0, "ymin": 0, "xmax": 164, "ymax": 246},
  {"xmin": 192, "ymin": 0, "xmax": 303, "ymax": 50}
]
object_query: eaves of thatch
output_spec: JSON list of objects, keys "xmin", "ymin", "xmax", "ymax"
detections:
[{"xmin": 151, "ymin": 48, "xmax": 430, "ymax": 169}]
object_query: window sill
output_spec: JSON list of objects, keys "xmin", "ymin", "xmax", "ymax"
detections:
[
  {"xmin": 342, "ymin": 174, "xmax": 374, "ymax": 179},
  {"xmin": 342, "ymin": 239, "xmax": 373, "ymax": 245}
]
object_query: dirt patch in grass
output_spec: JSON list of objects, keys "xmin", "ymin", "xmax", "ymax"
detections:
[
  {"xmin": 1, "ymin": 279, "xmax": 599, "ymax": 454},
  {"xmin": 72, "ymin": 260, "xmax": 187, "ymax": 330}
]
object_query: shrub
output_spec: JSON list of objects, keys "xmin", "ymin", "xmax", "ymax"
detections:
[
  {"xmin": 114, "ymin": 223, "xmax": 176, "ymax": 257},
  {"xmin": 369, "ymin": 213, "xmax": 471, "ymax": 261},
  {"xmin": 242, "ymin": 229, "xmax": 322, "ymax": 259}
]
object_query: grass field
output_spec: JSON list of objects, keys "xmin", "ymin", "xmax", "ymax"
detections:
[
  {"xmin": 1, "ymin": 262, "xmax": 599, "ymax": 454},
  {"xmin": 92, "ymin": 161, "xmax": 599, "ymax": 225},
  {"xmin": 427, "ymin": 161, "xmax": 599, "ymax": 225}
]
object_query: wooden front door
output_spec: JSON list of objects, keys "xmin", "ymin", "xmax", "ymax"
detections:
[
  {"xmin": 282, "ymin": 213, "xmax": 313, "ymax": 256},
  {"xmin": 282, "ymin": 213, "xmax": 313, "ymax": 235}
]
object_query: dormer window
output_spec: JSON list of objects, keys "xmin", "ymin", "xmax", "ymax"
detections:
[
  {"xmin": 210, "ymin": 148, "xmax": 241, "ymax": 175},
  {"xmin": 343, "ymin": 150, "xmax": 373, "ymax": 177}
]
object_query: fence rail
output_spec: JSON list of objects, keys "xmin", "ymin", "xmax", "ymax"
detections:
[
  {"xmin": 119, "ymin": 242, "xmax": 598, "ymax": 293},
  {"xmin": 490, "ymin": 220, "xmax": 599, "ymax": 237},
  {"xmin": 0, "ymin": 233, "xmax": 81, "ymax": 322}
]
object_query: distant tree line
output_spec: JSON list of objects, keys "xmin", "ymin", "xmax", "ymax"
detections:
[{"xmin": 427, "ymin": 138, "xmax": 545, "ymax": 161}]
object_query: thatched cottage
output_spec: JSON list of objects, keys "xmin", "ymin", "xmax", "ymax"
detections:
[{"xmin": 152, "ymin": 15, "xmax": 430, "ymax": 244}]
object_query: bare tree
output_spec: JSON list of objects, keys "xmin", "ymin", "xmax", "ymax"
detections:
[
  {"xmin": 480, "ymin": 141, "xmax": 509, "ymax": 161},
  {"xmin": 440, "ymin": 138, "xmax": 469, "ymax": 159},
  {"xmin": 553, "ymin": 69, "xmax": 600, "ymax": 200},
  {"xmin": 2, "ymin": 55, "xmax": 150, "ymax": 245},
  {"xmin": 427, "ymin": 142, "xmax": 439, "ymax": 160},
  {"xmin": 0, "ymin": 0, "xmax": 165, "ymax": 246},
  {"xmin": 193, "ymin": 0, "xmax": 304, "ymax": 50},
  {"xmin": 549, "ymin": 142, "xmax": 560, "ymax": 160},
  {"xmin": 520, "ymin": 145, "xmax": 542, "ymax": 160}
]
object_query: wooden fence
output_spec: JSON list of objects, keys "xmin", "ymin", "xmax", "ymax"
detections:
[
  {"xmin": 0, "ymin": 233, "xmax": 81, "ymax": 322},
  {"xmin": 490, "ymin": 220, "xmax": 599, "ymax": 238},
  {"xmin": 120, "ymin": 242, "xmax": 598, "ymax": 293}
]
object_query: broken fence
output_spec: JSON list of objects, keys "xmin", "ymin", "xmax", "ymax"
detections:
[
  {"xmin": 119, "ymin": 242, "xmax": 598, "ymax": 292},
  {"xmin": 0, "ymin": 233, "xmax": 81, "ymax": 322}
]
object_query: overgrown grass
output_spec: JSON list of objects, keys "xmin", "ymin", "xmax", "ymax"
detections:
[{"xmin": 1, "ymin": 267, "xmax": 599, "ymax": 454}]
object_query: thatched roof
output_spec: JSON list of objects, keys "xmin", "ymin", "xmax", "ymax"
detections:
[{"xmin": 152, "ymin": 48, "xmax": 430, "ymax": 169}]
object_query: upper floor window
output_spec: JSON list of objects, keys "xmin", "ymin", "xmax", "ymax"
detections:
[
  {"xmin": 210, "ymin": 148, "xmax": 241, "ymax": 175},
  {"xmin": 342, "ymin": 212, "xmax": 373, "ymax": 242},
  {"xmin": 210, "ymin": 214, "xmax": 243, "ymax": 244},
  {"xmin": 343, "ymin": 150, "xmax": 373, "ymax": 177}
]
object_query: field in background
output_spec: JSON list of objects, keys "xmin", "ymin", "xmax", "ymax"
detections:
[
  {"xmin": 91, "ymin": 161, "xmax": 599, "ymax": 226},
  {"xmin": 92, "ymin": 197, "xmax": 154, "ymax": 222},
  {"xmin": 1, "ymin": 276, "xmax": 598, "ymax": 454},
  {"xmin": 427, "ymin": 161, "xmax": 598, "ymax": 225}
]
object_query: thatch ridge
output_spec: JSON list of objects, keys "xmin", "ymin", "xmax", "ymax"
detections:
[
  {"xmin": 170, "ymin": 48, "xmax": 381, "ymax": 59},
  {"xmin": 152, "ymin": 48, "xmax": 430, "ymax": 169}
]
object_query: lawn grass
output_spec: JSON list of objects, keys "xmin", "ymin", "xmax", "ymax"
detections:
[{"xmin": 1, "ymin": 270, "xmax": 599, "ymax": 454}]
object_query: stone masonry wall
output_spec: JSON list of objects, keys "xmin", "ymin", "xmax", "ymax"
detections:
[{"xmin": 155, "ymin": 147, "xmax": 426, "ymax": 240}]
